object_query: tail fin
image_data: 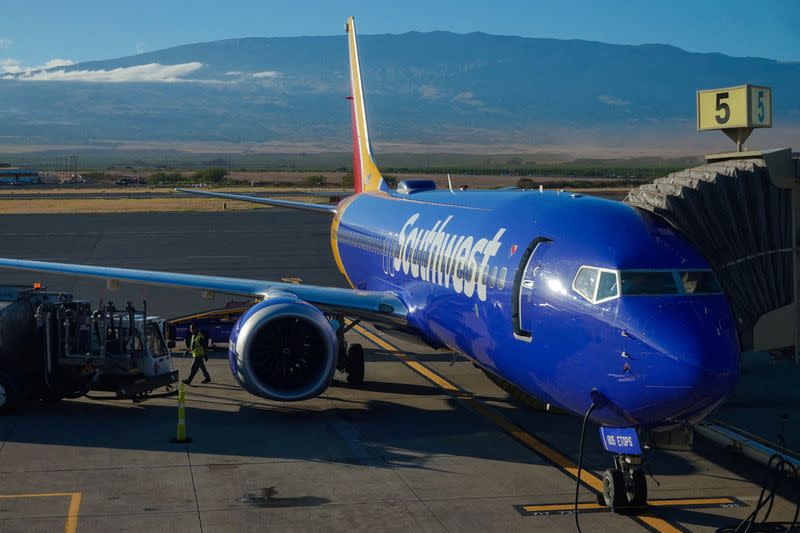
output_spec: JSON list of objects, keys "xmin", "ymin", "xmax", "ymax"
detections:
[{"xmin": 346, "ymin": 16, "xmax": 386, "ymax": 193}]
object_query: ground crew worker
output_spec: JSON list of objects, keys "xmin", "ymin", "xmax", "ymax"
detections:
[{"xmin": 183, "ymin": 323, "xmax": 211, "ymax": 385}]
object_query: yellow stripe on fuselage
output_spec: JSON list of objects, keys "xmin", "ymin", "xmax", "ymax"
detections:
[
  {"xmin": 330, "ymin": 194, "xmax": 358, "ymax": 288},
  {"xmin": 346, "ymin": 16, "xmax": 383, "ymax": 192}
]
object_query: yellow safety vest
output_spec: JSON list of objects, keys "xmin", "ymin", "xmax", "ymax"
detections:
[{"xmin": 190, "ymin": 332, "xmax": 206, "ymax": 358}]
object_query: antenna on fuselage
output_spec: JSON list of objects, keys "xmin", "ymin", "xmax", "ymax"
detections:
[{"xmin": 447, "ymin": 174, "xmax": 455, "ymax": 194}]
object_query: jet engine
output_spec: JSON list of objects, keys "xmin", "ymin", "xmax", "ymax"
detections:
[{"xmin": 228, "ymin": 297, "xmax": 338, "ymax": 401}]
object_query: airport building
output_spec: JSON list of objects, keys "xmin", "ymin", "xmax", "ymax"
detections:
[{"xmin": 0, "ymin": 168, "xmax": 41, "ymax": 184}]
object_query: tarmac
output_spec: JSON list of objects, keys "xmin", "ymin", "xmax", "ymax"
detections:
[{"xmin": 0, "ymin": 210, "xmax": 797, "ymax": 533}]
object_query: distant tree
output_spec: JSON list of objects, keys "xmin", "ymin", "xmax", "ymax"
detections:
[
  {"xmin": 192, "ymin": 167, "xmax": 228, "ymax": 183},
  {"xmin": 82, "ymin": 172, "xmax": 114, "ymax": 181},
  {"xmin": 304, "ymin": 175, "xmax": 326, "ymax": 187},
  {"xmin": 516, "ymin": 177, "xmax": 536, "ymax": 189},
  {"xmin": 147, "ymin": 171, "xmax": 185, "ymax": 185},
  {"xmin": 341, "ymin": 172, "xmax": 354, "ymax": 187},
  {"xmin": 204, "ymin": 158, "xmax": 230, "ymax": 167},
  {"xmin": 383, "ymin": 175, "xmax": 398, "ymax": 188}
]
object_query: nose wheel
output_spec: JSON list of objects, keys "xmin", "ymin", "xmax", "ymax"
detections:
[{"xmin": 600, "ymin": 456, "xmax": 648, "ymax": 512}]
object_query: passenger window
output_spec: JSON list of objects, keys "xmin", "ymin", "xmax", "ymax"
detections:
[
  {"xmin": 480, "ymin": 266, "xmax": 489, "ymax": 286},
  {"xmin": 596, "ymin": 271, "xmax": 619, "ymax": 301},
  {"xmin": 573, "ymin": 267, "xmax": 598, "ymax": 301},
  {"xmin": 489, "ymin": 266, "xmax": 498, "ymax": 288},
  {"xmin": 680, "ymin": 270, "xmax": 722, "ymax": 294},
  {"xmin": 497, "ymin": 268, "xmax": 507, "ymax": 290}
]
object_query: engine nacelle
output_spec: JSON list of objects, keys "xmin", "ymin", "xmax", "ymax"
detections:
[{"xmin": 228, "ymin": 298, "xmax": 337, "ymax": 401}]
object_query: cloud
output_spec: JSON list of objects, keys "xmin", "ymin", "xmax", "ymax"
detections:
[
  {"xmin": 3, "ymin": 62, "xmax": 205, "ymax": 83},
  {"xmin": 0, "ymin": 59, "xmax": 22, "ymax": 73},
  {"xmin": 251, "ymin": 70, "xmax": 281, "ymax": 79},
  {"xmin": 226, "ymin": 70, "xmax": 282, "ymax": 80},
  {"xmin": 41, "ymin": 59, "xmax": 75, "ymax": 69},
  {"xmin": 453, "ymin": 91, "xmax": 483, "ymax": 106},
  {"xmin": 598, "ymin": 94, "xmax": 630, "ymax": 106},
  {"xmin": 1, "ymin": 58, "xmax": 74, "ymax": 75},
  {"xmin": 0, "ymin": 38, "xmax": 12, "ymax": 49},
  {"xmin": 419, "ymin": 85, "xmax": 441, "ymax": 100}
]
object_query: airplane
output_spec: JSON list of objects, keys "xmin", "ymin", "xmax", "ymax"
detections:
[{"xmin": 0, "ymin": 16, "xmax": 739, "ymax": 511}]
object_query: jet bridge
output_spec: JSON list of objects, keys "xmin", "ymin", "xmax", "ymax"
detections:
[{"xmin": 625, "ymin": 147, "xmax": 800, "ymax": 359}]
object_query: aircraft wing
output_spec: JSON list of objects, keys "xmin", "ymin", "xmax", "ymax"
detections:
[
  {"xmin": 175, "ymin": 188, "xmax": 338, "ymax": 214},
  {"xmin": 0, "ymin": 258, "xmax": 409, "ymax": 326}
]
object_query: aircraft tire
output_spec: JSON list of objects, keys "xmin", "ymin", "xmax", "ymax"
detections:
[
  {"xmin": 0, "ymin": 375, "xmax": 17, "ymax": 415},
  {"xmin": 346, "ymin": 343, "xmax": 365, "ymax": 385},
  {"xmin": 626, "ymin": 468, "xmax": 647, "ymax": 507},
  {"xmin": 602, "ymin": 468, "xmax": 626, "ymax": 510}
]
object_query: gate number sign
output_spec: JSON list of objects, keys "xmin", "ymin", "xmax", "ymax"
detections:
[{"xmin": 697, "ymin": 84, "xmax": 772, "ymax": 131}]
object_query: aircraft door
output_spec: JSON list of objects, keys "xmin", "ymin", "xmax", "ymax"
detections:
[{"xmin": 512, "ymin": 238, "xmax": 552, "ymax": 341}]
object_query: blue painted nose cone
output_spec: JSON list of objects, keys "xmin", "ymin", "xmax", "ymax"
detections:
[{"xmin": 615, "ymin": 295, "xmax": 740, "ymax": 428}]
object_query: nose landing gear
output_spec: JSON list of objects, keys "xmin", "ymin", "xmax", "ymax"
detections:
[
  {"xmin": 600, "ymin": 455, "xmax": 648, "ymax": 512},
  {"xmin": 597, "ymin": 426, "xmax": 648, "ymax": 513}
]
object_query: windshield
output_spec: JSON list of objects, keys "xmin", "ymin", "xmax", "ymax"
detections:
[
  {"xmin": 620, "ymin": 270, "xmax": 722, "ymax": 296},
  {"xmin": 573, "ymin": 268, "xmax": 723, "ymax": 303},
  {"xmin": 621, "ymin": 271, "xmax": 678, "ymax": 295},
  {"xmin": 680, "ymin": 270, "xmax": 722, "ymax": 294},
  {"xmin": 145, "ymin": 323, "xmax": 169, "ymax": 357}
]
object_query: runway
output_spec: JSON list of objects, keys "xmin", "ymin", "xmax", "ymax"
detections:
[{"xmin": 0, "ymin": 210, "xmax": 796, "ymax": 532}]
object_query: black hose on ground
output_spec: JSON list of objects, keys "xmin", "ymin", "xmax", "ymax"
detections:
[{"xmin": 717, "ymin": 453, "xmax": 799, "ymax": 533}]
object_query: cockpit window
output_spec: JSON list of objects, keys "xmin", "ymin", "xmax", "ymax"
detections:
[
  {"xmin": 621, "ymin": 271, "xmax": 678, "ymax": 295},
  {"xmin": 573, "ymin": 267, "xmax": 598, "ymax": 301},
  {"xmin": 573, "ymin": 266, "xmax": 620, "ymax": 303},
  {"xmin": 679, "ymin": 270, "xmax": 722, "ymax": 294},
  {"xmin": 573, "ymin": 267, "xmax": 721, "ymax": 303},
  {"xmin": 596, "ymin": 271, "xmax": 619, "ymax": 301}
]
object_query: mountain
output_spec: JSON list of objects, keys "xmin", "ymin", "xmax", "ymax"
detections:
[{"xmin": 0, "ymin": 32, "xmax": 798, "ymax": 153}]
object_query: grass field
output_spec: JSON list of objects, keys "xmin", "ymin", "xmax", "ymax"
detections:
[
  {"xmin": 0, "ymin": 186, "xmax": 344, "ymax": 196},
  {"xmin": 0, "ymin": 196, "xmax": 326, "ymax": 214}
]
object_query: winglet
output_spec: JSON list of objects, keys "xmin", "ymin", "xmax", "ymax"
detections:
[{"xmin": 346, "ymin": 16, "xmax": 387, "ymax": 193}]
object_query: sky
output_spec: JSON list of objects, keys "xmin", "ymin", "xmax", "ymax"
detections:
[{"xmin": 1, "ymin": 0, "xmax": 798, "ymax": 73}]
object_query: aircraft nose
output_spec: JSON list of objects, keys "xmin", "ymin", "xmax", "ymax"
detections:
[
  {"xmin": 665, "ymin": 345, "xmax": 739, "ymax": 425},
  {"xmin": 615, "ymin": 296, "xmax": 740, "ymax": 427}
]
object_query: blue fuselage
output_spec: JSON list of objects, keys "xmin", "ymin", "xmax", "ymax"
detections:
[{"xmin": 333, "ymin": 188, "xmax": 740, "ymax": 429}]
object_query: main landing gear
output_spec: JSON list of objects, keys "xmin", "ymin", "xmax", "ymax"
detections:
[
  {"xmin": 334, "ymin": 316, "xmax": 365, "ymax": 386},
  {"xmin": 601, "ymin": 454, "xmax": 648, "ymax": 512}
]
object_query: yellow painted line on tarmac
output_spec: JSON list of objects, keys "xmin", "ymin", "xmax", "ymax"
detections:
[
  {"xmin": 649, "ymin": 497, "xmax": 734, "ymax": 507},
  {"xmin": 352, "ymin": 323, "xmax": 689, "ymax": 533},
  {"xmin": 355, "ymin": 327, "xmax": 459, "ymax": 392},
  {"xmin": 65, "ymin": 493, "xmax": 82, "ymax": 533},
  {"xmin": 353, "ymin": 323, "xmax": 601, "ymax": 492},
  {"xmin": 524, "ymin": 502, "xmax": 606, "ymax": 512},
  {"xmin": 636, "ymin": 515, "xmax": 686, "ymax": 533},
  {"xmin": 521, "ymin": 496, "xmax": 736, "ymax": 513},
  {"xmin": 0, "ymin": 492, "xmax": 81, "ymax": 533}
]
